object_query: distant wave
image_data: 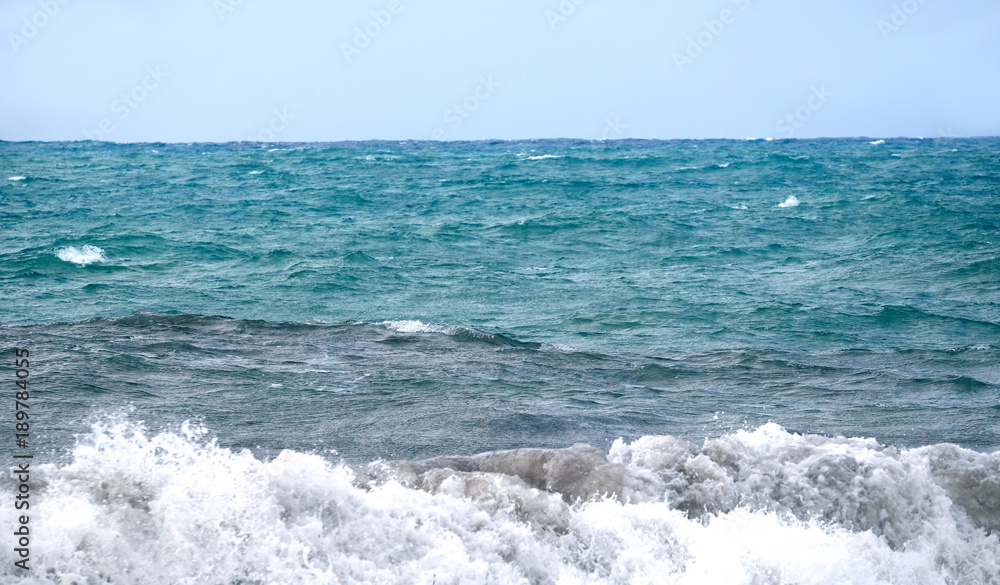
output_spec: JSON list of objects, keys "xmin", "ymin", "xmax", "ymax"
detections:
[
  {"xmin": 39, "ymin": 313, "xmax": 543, "ymax": 350},
  {"xmin": 55, "ymin": 245, "xmax": 107, "ymax": 265},
  {"xmin": 3, "ymin": 419, "xmax": 996, "ymax": 583},
  {"xmin": 7, "ymin": 175, "xmax": 26, "ymax": 181},
  {"xmin": 526, "ymin": 154, "xmax": 562, "ymax": 160},
  {"xmin": 379, "ymin": 319, "xmax": 541, "ymax": 349}
]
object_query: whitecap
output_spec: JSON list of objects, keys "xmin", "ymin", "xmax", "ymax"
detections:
[
  {"xmin": 7, "ymin": 175, "xmax": 25, "ymax": 181},
  {"xmin": 24, "ymin": 419, "xmax": 1000, "ymax": 584},
  {"xmin": 248, "ymin": 170, "xmax": 264, "ymax": 175},
  {"xmin": 526, "ymin": 154, "xmax": 562, "ymax": 160},
  {"xmin": 717, "ymin": 162, "xmax": 731, "ymax": 168},
  {"xmin": 378, "ymin": 319, "xmax": 454, "ymax": 335},
  {"xmin": 870, "ymin": 140, "xmax": 885, "ymax": 145},
  {"xmin": 778, "ymin": 195, "xmax": 800, "ymax": 208},
  {"xmin": 56, "ymin": 245, "xmax": 107, "ymax": 265}
]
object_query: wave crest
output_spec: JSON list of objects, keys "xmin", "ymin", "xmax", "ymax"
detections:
[
  {"xmin": 4, "ymin": 420, "xmax": 998, "ymax": 583},
  {"xmin": 10, "ymin": 420, "xmax": 1000, "ymax": 583},
  {"xmin": 56, "ymin": 245, "xmax": 107, "ymax": 265},
  {"xmin": 379, "ymin": 319, "xmax": 541, "ymax": 349}
]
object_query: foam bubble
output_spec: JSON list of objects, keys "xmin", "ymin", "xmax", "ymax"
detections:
[
  {"xmin": 778, "ymin": 195, "xmax": 800, "ymax": 208},
  {"xmin": 56, "ymin": 245, "xmax": 107, "ymax": 265}
]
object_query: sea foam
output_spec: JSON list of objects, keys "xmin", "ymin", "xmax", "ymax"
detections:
[
  {"xmin": 56, "ymin": 245, "xmax": 107, "ymax": 265},
  {"xmin": 2, "ymin": 421, "xmax": 997, "ymax": 584},
  {"xmin": 379, "ymin": 319, "xmax": 454, "ymax": 335},
  {"xmin": 778, "ymin": 195, "xmax": 800, "ymax": 208}
]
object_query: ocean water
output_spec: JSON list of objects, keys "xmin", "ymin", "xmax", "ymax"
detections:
[{"xmin": 1, "ymin": 138, "xmax": 999, "ymax": 584}]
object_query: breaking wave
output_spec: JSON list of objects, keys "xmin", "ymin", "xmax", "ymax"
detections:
[
  {"xmin": 55, "ymin": 245, "xmax": 107, "ymax": 265},
  {"xmin": 2, "ymin": 420, "xmax": 997, "ymax": 584}
]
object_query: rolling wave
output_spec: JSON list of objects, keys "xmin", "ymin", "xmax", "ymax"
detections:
[{"xmin": 2, "ymin": 420, "xmax": 997, "ymax": 584}]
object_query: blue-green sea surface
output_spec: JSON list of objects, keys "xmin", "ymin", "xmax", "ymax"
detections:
[{"xmin": 2, "ymin": 138, "xmax": 1000, "ymax": 585}]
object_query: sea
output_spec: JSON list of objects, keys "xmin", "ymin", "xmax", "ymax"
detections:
[{"xmin": 1, "ymin": 138, "xmax": 999, "ymax": 584}]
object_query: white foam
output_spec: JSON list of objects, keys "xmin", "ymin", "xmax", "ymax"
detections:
[
  {"xmin": 526, "ymin": 154, "xmax": 562, "ymax": 160},
  {"xmin": 6, "ymin": 420, "xmax": 997, "ymax": 584},
  {"xmin": 379, "ymin": 319, "xmax": 454, "ymax": 335},
  {"xmin": 55, "ymin": 245, "xmax": 107, "ymax": 265},
  {"xmin": 870, "ymin": 140, "xmax": 885, "ymax": 145},
  {"xmin": 778, "ymin": 195, "xmax": 800, "ymax": 208},
  {"xmin": 717, "ymin": 162, "xmax": 730, "ymax": 168},
  {"xmin": 248, "ymin": 170, "xmax": 264, "ymax": 175},
  {"xmin": 7, "ymin": 175, "xmax": 25, "ymax": 181}
]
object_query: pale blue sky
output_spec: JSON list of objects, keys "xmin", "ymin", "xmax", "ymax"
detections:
[{"xmin": 2, "ymin": 0, "xmax": 998, "ymax": 141}]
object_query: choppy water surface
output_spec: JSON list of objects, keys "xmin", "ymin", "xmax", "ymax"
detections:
[{"xmin": 1, "ymin": 138, "xmax": 999, "ymax": 583}]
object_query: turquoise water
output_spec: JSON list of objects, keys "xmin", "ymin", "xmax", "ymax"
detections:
[
  {"xmin": 3, "ymin": 138, "xmax": 998, "ymax": 452},
  {"xmin": 2, "ymin": 138, "xmax": 999, "ymax": 583}
]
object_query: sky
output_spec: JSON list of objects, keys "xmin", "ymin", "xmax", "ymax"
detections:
[{"xmin": 2, "ymin": 0, "xmax": 999, "ymax": 142}]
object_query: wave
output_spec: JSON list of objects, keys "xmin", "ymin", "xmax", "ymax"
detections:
[
  {"xmin": 27, "ymin": 313, "xmax": 544, "ymax": 351},
  {"xmin": 777, "ymin": 195, "xmax": 800, "ymax": 208},
  {"xmin": 3, "ymin": 420, "xmax": 997, "ymax": 584},
  {"xmin": 55, "ymin": 245, "xmax": 107, "ymax": 265},
  {"xmin": 379, "ymin": 319, "xmax": 541, "ymax": 349},
  {"xmin": 872, "ymin": 305, "xmax": 1000, "ymax": 332}
]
